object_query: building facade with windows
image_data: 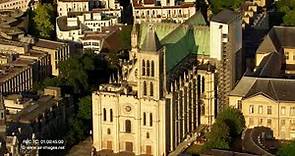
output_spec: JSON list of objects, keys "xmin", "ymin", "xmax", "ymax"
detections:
[
  {"xmin": 132, "ymin": 0, "xmax": 196, "ymax": 24},
  {"xmin": 92, "ymin": 10, "xmax": 243, "ymax": 155},
  {"xmin": 56, "ymin": 9, "xmax": 120, "ymax": 42},
  {"xmin": 229, "ymin": 77, "xmax": 295, "ymax": 140},
  {"xmin": 229, "ymin": 26, "xmax": 295, "ymax": 140}
]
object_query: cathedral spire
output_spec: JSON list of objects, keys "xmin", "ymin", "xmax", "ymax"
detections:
[
  {"xmin": 170, "ymin": 82, "xmax": 174, "ymax": 92},
  {"xmin": 179, "ymin": 75, "xmax": 182, "ymax": 87},
  {"xmin": 141, "ymin": 24, "xmax": 161, "ymax": 52}
]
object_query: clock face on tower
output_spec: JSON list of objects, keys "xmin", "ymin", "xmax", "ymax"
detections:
[{"xmin": 125, "ymin": 106, "xmax": 132, "ymax": 112}]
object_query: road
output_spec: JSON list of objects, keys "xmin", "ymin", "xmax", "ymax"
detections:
[{"xmin": 168, "ymin": 125, "xmax": 207, "ymax": 156}]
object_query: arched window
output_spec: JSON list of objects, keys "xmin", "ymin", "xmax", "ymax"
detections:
[
  {"xmin": 103, "ymin": 108, "xmax": 107, "ymax": 121},
  {"xmin": 110, "ymin": 109, "xmax": 113, "ymax": 122},
  {"xmin": 125, "ymin": 120, "xmax": 131, "ymax": 133},
  {"xmin": 151, "ymin": 61, "xmax": 154, "ymax": 77},
  {"xmin": 150, "ymin": 82, "xmax": 154, "ymax": 96},
  {"xmin": 146, "ymin": 132, "xmax": 150, "ymax": 138},
  {"xmin": 143, "ymin": 81, "xmax": 147, "ymax": 96},
  {"xmin": 107, "ymin": 128, "xmax": 111, "ymax": 135},
  {"xmin": 143, "ymin": 112, "xmax": 146, "ymax": 125},
  {"xmin": 142, "ymin": 60, "xmax": 145, "ymax": 76},
  {"xmin": 202, "ymin": 76, "xmax": 205, "ymax": 93},
  {"xmin": 150, "ymin": 113, "xmax": 153, "ymax": 126},
  {"xmin": 147, "ymin": 60, "xmax": 150, "ymax": 76}
]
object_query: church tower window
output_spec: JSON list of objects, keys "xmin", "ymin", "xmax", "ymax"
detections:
[
  {"xmin": 150, "ymin": 82, "xmax": 154, "ymax": 96},
  {"xmin": 147, "ymin": 60, "xmax": 150, "ymax": 76},
  {"xmin": 143, "ymin": 81, "xmax": 147, "ymax": 96},
  {"xmin": 142, "ymin": 60, "xmax": 146, "ymax": 76},
  {"xmin": 125, "ymin": 120, "xmax": 131, "ymax": 133},
  {"xmin": 150, "ymin": 113, "xmax": 153, "ymax": 126},
  {"xmin": 103, "ymin": 108, "xmax": 107, "ymax": 121},
  {"xmin": 151, "ymin": 61, "xmax": 154, "ymax": 77},
  {"xmin": 143, "ymin": 112, "xmax": 146, "ymax": 125},
  {"xmin": 110, "ymin": 109, "xmax": 113, "ymax": 122}
]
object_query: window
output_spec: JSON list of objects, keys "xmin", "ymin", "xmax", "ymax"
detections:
[
  {"xmin": 201, "ymin": 76, "xmax": 205, "ymax": 93},
  {"xmin": 150, "ymin": 82, "xmax": 154, "ymax": 96},
  {"xmin": 249, "ymin": 117, "xmax": 254, "ymax": 126},
  {"xmin": 281, "ymin": 119, "xmax": 286, "ymax": 126},
  {"xmin": 125, "ymin": 120, "xmax": 131, "ymax": 133},
  {"xmin": 151, "ymin": 61, "xmax": 154, "ymax": 77},
  {"xmin": 146, "ymin": 145, "xmax": 152, "ymax": 155},
  {"xmin": 143, "ymin": 112, "xmax": 146, "ymax": 125},
  {"xmin": 237, "ymin": 100, "xmax": 242, "ymax": 110},
  {"xmin": 293, "ymin": 55, "xmax": 295, "ymax": 60},
  {"xmin": 249, "ymin": 105, "xmax": 254, "ymax": 114},
  {"xmin": 147, "ymin": 60, "xmax": 150, "ymax": 76},
  {"xmin": 282, "ymin": 106, "xmax": 286, "ymax": 115},
  {"xmin": 143, "ymin": 81, "xmax": 147, "ymax": 96},
  {"xmin": 259, "ymin": 118, "xmax": 263, "ymax": 125},
  {"xmin": 285, "ymin": 52, "xmax": 289, "ymax": 60},
  {"xmin": 150, "ymin": 113, "xmax": 153, "ymax": 126},
  {"xmin": 291, "ymin": 107, "xmax": 295, "ymax": 116},
  {"xmin": 258, "ymin": 105, "xmax": 263, "ymax": 114},
  {"xmin": 267, "ymin": 106, "xmax": 272, "ymax": 115},
  {"xmin": 146, "ymin": 132, "xmax": 150, "ymax": 138},
  {"xmin": 142, "ymin": 60, "xmax": 145, "ymax": 76},
  {"xmin": 110, "ymin": 109, "xmax": 113, "ymax": 122},
  {"xmin": 267, "ymin": 119, "xmax": 272, "ymax": 126},
  {"xmin": 107, "ymin": 128, "xmax": 111, "ymax": 135},
  {"xmin": 103, "ymin": 108, "xmax": 107, "ymax": 121}
]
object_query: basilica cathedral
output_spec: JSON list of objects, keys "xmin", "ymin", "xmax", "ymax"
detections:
[{"xmin": 92, "ymin": 10, "xmax": 242, "ymax": 155}]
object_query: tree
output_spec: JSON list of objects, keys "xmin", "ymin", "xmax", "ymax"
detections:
[
  {"xmin": 275, "ymin": 0, "xmax": 295, "ymax": 26},
  {"xmin": 216, "ymin": 107, "xmax": 245, "ymax": 137},
  {"xmin": 59, "ymin": 56, "xmax": 89, "ymax": 94},
  {"xmin": 210, "ymin": 0, "xmax": 245, "ymax": 14},
  {"xmin": 78, "ymin": 96, "xmax": 92, "ymax": 120},
  {"xmin": 32, "ymin": 4, "xmax": 55, "ymax": 39},
  {"xmin": 204, "ymin": 121, "xmax": 231, "ymax": 150},
  {"xmin": 277, "ymin": 140, "xmax": 295, "ymax": 156},
  {"xmin": 283, "ymin": 10, "xmax": 295, "ymax": 26}
]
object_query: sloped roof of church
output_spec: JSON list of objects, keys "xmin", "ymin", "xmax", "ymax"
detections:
[
  {"xmin": 137, "ymin": 11, "xmax": 209, "ymax": 71},
  {"xmin": 141, "ymin": 25, "xmax": 162, "ymax": 52}
]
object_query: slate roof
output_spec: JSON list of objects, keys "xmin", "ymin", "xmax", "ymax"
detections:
[
  {"xmin": 141, "ymin": 25, "xmax": 161, "ymax": 52},
  {"xmin": 211, "ymin": 9, "xmax": 240, "ymax": 24},
  {"xmin": 257, "ymin": 26, "xmax": 295, "ymax": 54},
  {"xmin": 230, "ymin": 76, "xmax": 295, "ymax": 102}
]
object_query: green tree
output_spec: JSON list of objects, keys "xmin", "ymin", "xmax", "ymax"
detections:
[
  {"xmin": 204, "ymin": 121, "xmax": 231, "ymax": 150},
  {"xmin": 78, "ymin": 96, "xmax": 92, "ymax": 120},
  {"xmin": 59, "ymin": 56, "xmax": 89, "ymax": 93},
  {"xmin": 210, "ymin": 0, "xmax": 245, "ymax": 14},
  {"xmin": 32, "ymin": 4, "xmax": 55, "ymax": 39},
  {"xmin": 216, "ymin": 107, "xmax": 245, "ymax": 137},
  {"xmin": 277, "ymin": 140, "xmax": 295, "ymax": 156},
  {"xmin": 283, "ymin": 10, "xmax": 295, "ymax": 26}
]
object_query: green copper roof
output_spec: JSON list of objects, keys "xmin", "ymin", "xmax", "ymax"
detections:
[{"xmin": 137, "ymin": 11, "xmax": 210, "ymax": 71}]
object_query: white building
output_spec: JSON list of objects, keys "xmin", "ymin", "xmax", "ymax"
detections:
[
  {"xmin": 132, "ymin": 0, "xmax": 196, "ymax": 24},
  {"xmin": 57, "ymin": 0, "xmax": 120, "ymax": 16},
  {"xmin": 56, "ymin": 9, "xmax": 120, "ymax": 42}
]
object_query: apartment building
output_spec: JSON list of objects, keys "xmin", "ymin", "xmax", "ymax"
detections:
[
  {"xmin": 56, "ymin": 9, "xmax": 120, "ymax": 42},
  {"xmin": 132, "ymin": 0, "xmax": 196, "ymax": 24}
]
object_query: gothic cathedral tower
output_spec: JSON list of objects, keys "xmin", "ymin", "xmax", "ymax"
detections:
[{"xmin": 137, "ymin": 25, "xmax": 164, "ymax": 100}]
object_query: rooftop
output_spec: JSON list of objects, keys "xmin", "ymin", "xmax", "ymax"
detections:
[
  {"xmin": 211, "ymin": 9, "xmax": 240, "ymax": 24},
  {"xmin": 34, "ymin": 38, "xmax": 66, "ymax": 50},
  {"xmin": 14, "ymin": 95, "xmax": 61, "ymax": 122},
  {"xmin": 56, "ymin": 16, "xmax": 80, "ymax": 31},
  {"xmin": 230, "ymin": 76, "xmax": 295, "ymax": 102}
]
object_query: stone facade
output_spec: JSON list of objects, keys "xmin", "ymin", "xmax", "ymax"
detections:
[{"xmin": 91, "ymin": 12, "xmax": 229, "ymax": 155}]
